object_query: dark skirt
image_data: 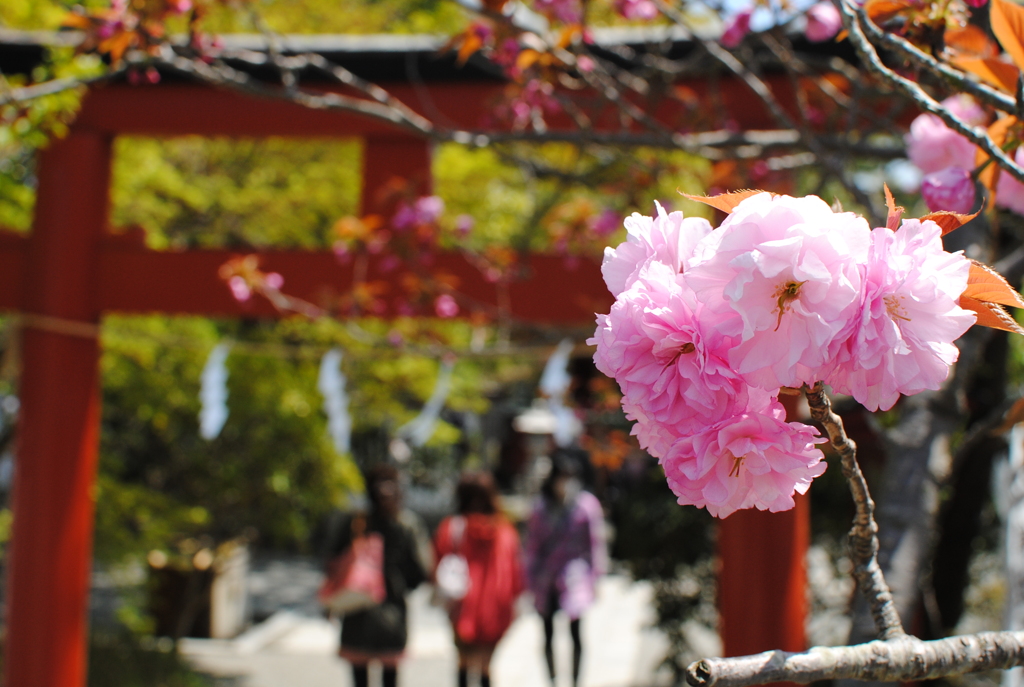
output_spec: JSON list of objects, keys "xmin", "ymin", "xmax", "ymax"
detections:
[{"xmin": 339, "ymin": 600, "xmax": 408, "ymax": 664}]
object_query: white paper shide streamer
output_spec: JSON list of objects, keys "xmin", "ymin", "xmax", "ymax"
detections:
[
  {"xmin": 199, "ymin": 342, "xmax": 232, "ymax": 440},
  {"xmin": 397, "ymin": 359, "xmax": 455, "ymax": 447},
  {"xmin": 318, "ymin": 348, "xmax": 352, "ymax": 455},
  {"xmin": 540, "ymin": 339, "xmax": 581, "ymax": 447}
]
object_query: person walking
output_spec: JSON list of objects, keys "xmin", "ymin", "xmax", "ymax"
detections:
[
  {"xmin": 525, "ymin": 453, "xmax": 606, "ymax": 687},
  {"xmin": 434, "ymin": 471, "xmax": 524, "ymax": 687},
  {"xmin": 329, "ymin": 464, "xmax": 432, "ymax": 687}
]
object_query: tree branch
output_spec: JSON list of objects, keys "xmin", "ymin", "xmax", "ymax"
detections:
[
  {"xmin": 0, "ymin": 70, "xmax": 124, "ymax": 108},
  {"xmin": 852, "ymin": 10, "xmax": 1017, "ymax": 116},
  {"xmin": 686, "ymin": 632, "xmax": 1024, "ymax": 687},
  {"xmin": 805, "ymin": 382, "xmax": 905, "ymax": 640}
]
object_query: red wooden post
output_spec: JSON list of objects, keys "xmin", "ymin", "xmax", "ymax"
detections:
[
  {"xmin": 718, "ymin": 394, "xmax": 809, "ymax": 680},
  {"xmin": 6, "ymin": 132, "xmax": 112, "ymax": 687}
]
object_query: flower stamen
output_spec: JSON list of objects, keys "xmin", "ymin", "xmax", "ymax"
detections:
[
  {"xmin": 773, "ymin": 280, "xmax": 805, "ymax": 331},
  {"xmin": 728, "ymin": 453, "xmax": 745, "ymax": 477},
  {"xmin": 664, "ymin": 341, "xmax": 697, "ymax": 368},
  {"xmin": 885, "ymin": 294, "xmax": 911, "ymax": 323}
]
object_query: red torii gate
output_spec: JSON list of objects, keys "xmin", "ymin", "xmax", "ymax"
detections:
[{"xmin": 3, "ymin": 62, "xmax": 807, "ymax": 687}]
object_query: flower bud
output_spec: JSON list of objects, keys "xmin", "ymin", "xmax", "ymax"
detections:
[
  {"xmin": 721, "ymin": 10, "xmax": 752, "ymax": 48},
  {"xmin": 921, "ymin": 167, "xmax": 976, "ymax": 214},
  {"xmin": 805, "ymin": 2, "xmax": 842, "ymax": 42}
]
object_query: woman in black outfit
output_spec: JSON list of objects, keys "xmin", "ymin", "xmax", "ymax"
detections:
[{"xmin": 330, "ymin": 464, "xmax": 431, "ymax": 687}]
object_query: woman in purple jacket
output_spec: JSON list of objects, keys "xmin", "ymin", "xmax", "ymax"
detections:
[{"xmin": 525, "ymin": 453, "xmax": 607, "ymax": 687}]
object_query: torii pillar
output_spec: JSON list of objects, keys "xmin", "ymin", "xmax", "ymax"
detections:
[
  {"xmin": 718, "ymin": 394, "xmax": 810, "ymax": 671},
  {"xmin": 6, "ymin": 131, "xmax": 110, "ymax": 687}
]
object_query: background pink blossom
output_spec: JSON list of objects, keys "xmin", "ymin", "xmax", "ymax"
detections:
[
  {"xmin": 805, "ymin": 2, "xmax": 842, "ymax": 42},
  {"xmin": 905, "ymin": 112, "xmax": 977, "ymax": 174},
  {"xmin": 996, "ymin": 147, "xmax": 1024, "ymax": 215}
]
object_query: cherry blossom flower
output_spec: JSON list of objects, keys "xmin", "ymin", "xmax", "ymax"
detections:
[
  {"xmin": 827, "ymin": 220, "xmax": 975, "ymax": 411},
  {"xmin": 921, "ymin": 166, "xmax": 976, "ymax": 213},
  {"xmin": 805, "ymin": 2, "xmax": 842, "ymax": 42},
  {"xmin": 533, "ymin": 0, "xmax": 582, "ymax": 23},
  {"xmin": 435, "ymin": 294, "xmax": 460, "ymax": 318},
  {"xmin": 996, "ymin": 147, "xmax": 1024, "ymax": 216},
  {"xmin": 659, "ymin": 398, "xmax": 826, "ymax": 518},
  {"xmin": 600, "ymin": 201, "xmax": 713, "ymax": 297},
  {"xmin": 455, "ymin": 214, "xmax": 475, "ymax": 236},
  {"xmin": 591, "ymin": 260, "xmax": 752, "ymax": 441},
  {"xmin": 264, "ymin": 272, "xmax": 284, "ymax": 290},
  {"xmin": 414, "ymin": 196, "xmax": 445, "ymax": 224},
  {"xmin": 721, "ymin": 9, "xmax": 752, "ymax": 48},
  {"xmin": 615, "ymin": 0, "xmax": 659, "ymax": 20},
  {"xmin": 228, "ymin": 276, "xmax": 251, "ymax": 302},
  {"xmin": 591, "ymin": 191, "xmax": 979, "ymax": 519},
  {"xmin": 684, "ymin": 192, "xmax": 871, "ymax": 389},
  {"xmin": 590, "ymin": 208, "xmax": 622, "ymax": 237}
]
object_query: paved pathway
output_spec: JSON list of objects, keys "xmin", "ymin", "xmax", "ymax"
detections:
[{"xmin": 181, "ymin": 575, "xmax": 673, "ymax": 687}]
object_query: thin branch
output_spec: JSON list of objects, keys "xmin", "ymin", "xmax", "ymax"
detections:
[
  {"xmin": 157, "ymin": 52, "xmax": 436, "ymax": 136},
  {"xmin": 805, "ymin": 382, "xmax": 905, "ymax": 640},
  {"xmin": 0, "ymin": 70, "xmax": 124, "ymax": 108},
  {"xmin": 217, "ymin": 47, "xmax": 436, "ymax": 132},
  {"xmin": 853, "ymin": 11, "xmax": 1017, "ymax": 116},
  {"xmin": 686, "ymin": 632, "xmax": 1024, "ymax": 687},
  {"xmin": 654, "ymin": 0, "xmax": 883, "ymax": 223}
]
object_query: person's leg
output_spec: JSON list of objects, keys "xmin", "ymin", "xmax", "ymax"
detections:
[
  {"xmin": 382, "ymin": 665, "xmax": 397, "ymax": 687},
  {"xmin": 351, "ymin": 663, "xmax": 369, "ymax": 687},
  {"xmin": 570, "ymin": 618, "xmax": 583, "ymax": 687},
  {"xmin": 542, "ymin": 612, "xmax": 556, "ymax": 681},
  {"xmin": 480, "ymin": 645, "xmax": 496, "ymax": 687},
  {"xmin": 457, "ymin": 648, "xmax": 469, "ymax": 687}
]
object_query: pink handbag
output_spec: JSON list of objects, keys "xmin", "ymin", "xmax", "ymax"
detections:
[{"xmin": 318, "ymin": 529, "xmax": 387, "ymax": 615}]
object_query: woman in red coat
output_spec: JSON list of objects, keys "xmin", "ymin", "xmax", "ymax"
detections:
[{"xmin": 434, "ymin": 472, "xmax": 524, "ymax": 687}]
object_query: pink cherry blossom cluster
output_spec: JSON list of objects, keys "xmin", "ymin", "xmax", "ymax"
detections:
[
  {"xmin": 589, "ymin": 193, "xmax": 976, "ymax": 518},
  {"xmin": 906, "ymin": 95, "xmax": 1024, "ymax": 215}
]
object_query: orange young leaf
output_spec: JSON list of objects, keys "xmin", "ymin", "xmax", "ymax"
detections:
[
  {"xmin": 994, "ymin": 397, "xmax": 1024, "ymax": 434},
  {"xmin": 516, "ymin": 49, "xmax": 541, "ymax": 72},
  {"xmin": 61, "ymin": 13, "xmax": 93, "ymax": 29},
  {"xmin": 976, "ymin": 116, "xmax": 1019, "ymax": 197},
  {"xmin": 681, "ymin": 189, "xmax": 764, "ymax": 214},
  {"xmin": 951, "ymin": 56, "xmax": 1020, "ymax": 92},
  {"xmin": 557, "ymin": 25, "xmax": 582, "ymax": 49},
  {"xmin": 920, "ymin": 210, "xmax": 979, "ymax": 235},
  {"xmin": 864, "ymin": 0, "xmax": 916, "ymax": 23},
  {"xmin": 457, "ymin": 33, "xmax": 484, "ymax": 65},
  {"xmin": 960, "ymin": 295, "xmax": 1024, "ymax": 334},
  {"xmin": 884, "ymin": 183, "xmax": 904, "ymax": 230},
  {"xmin": 99, "ymin": 30, "xmax": 137, "ymax": 65},
  {"xmin": 991, "ymin": 0, "xmax": 1024, "ymax": 71},
  {"xmin": 946, "ymin": 24, "xmax": 1000, "ymax": 58},
  {"xmin": 963, "ymin": 260, "xmax": 1024, "ymax": 309}
]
